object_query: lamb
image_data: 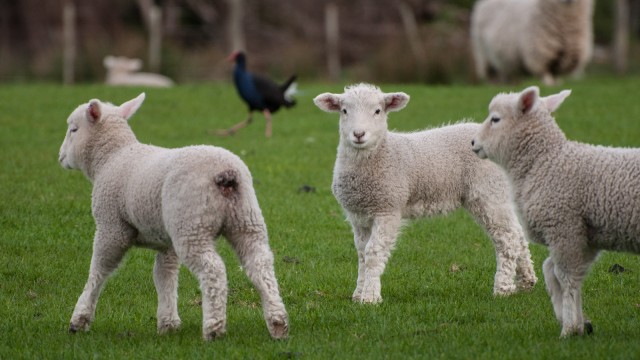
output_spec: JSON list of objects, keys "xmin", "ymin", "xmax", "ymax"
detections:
[
  {"xmin": 58, "ymin": 93, "xmax": 288, "ymax": 340},
  {"xmin": 470, "ymin": 0, "xmax": 594, "ymax": 86},
  {"xmin": 104, "ymin": 55, "xmax": 174, "ymax": 87},
  {"xmin": 313, "ymin": 83, "xmax": 537, "ymax": 304},
  {"xmin": 471, "ymin": 86, "xmax": 640, "ymax": 337}
]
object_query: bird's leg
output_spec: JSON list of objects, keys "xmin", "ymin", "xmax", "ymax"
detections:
[
  {"xmin": 263, "ymin": 109, "xmax": 272, "ymax": 138},
  {"xmin": 210, "ymin": 113, "xmax": 253, "ymax": 136}
]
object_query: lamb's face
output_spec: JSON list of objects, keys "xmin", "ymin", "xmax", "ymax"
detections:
[
  {"xmin": 59, "ymin": 103, "xmax": 94, "ymax": 170},
  {"xmin": 313, "ymin": 84, "xmax": 409, "ymax": 150},
  {"xmin": 472, "ymin": 93, "xmax": 522, "ymax": 166},
  {"xmin": 58, "ymin": 93, "xmax": 146, "ymax": 171},
  {"xmin": 472, "ymin": 86, "xmax": 571, "ymax": 166},
  {"xmin": 338, "ymin": 91, "xmax": 389, "ymax": 149}
]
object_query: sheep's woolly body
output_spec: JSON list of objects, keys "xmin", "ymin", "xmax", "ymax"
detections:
[
  {"xmin": 472, "ymin": 86, "xmax": 640, "ymax": 337},
  {"xmin": 471, "ymin": 0, "xmax": 593, "ymax": 85},
  {"xmin": 314, "ymin": 84, "xmax": 537, "ymax": 303},
  {"xmin": 104, "ymin": 56, "xmax": 174, "ymax": 87},
  {"xmin": 59, "ymin": 94, "xmax": 287, "ymax": 340}
]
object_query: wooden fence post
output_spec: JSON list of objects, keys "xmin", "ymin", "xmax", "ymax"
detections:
[
  {"xmin": 613, "ymin": 0, "xmax": 630, "ymax": 74},
  {"xmin": 227, "ymin": 0, "xmax": 245, "ymax": 51},
  {"xmin": 148, "ymin": 5, "xmax": 162, "ymax": 72},
  {"xmin": 63, "ymin": 1, "xmax": 76, "ymax": 85},
  {"xmin": 398, "ymin": 2, "xmax": 426, "ymax": 77},
  {"xmin": 325, "ymin": 3, "xmax": 340, "ymax": 82}
]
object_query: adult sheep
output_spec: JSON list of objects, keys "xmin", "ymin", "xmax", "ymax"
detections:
[
  {"xmin": 313, "ymin": 83, "xmax": 537, "ymax": 304},
  {"xmin": 470, "ymin": 0, "xmax": 594, "ymax": 85},
  {"xmin": 58, "ymin": 93, "xmax": 288, "ymax": 340},
  {"xmin": 471, "ymin": 86, "xmax": 640, "ymax": 337}
]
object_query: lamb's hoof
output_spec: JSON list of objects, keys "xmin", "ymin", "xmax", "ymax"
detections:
[
  {"xmin": 493, "ymin": 284, "xmax": 517, "ymax": 297},
  {"xmin": 359, "ymin": 295, "xmax": 383, "ymax": 304},
  {"xmin": 203, "ymin": 320, "xmax": 226, "ymax": 341},
  {"xmin": 69, "ymin": 315, "xmax": 91, "ymax": 333},
  {"xmin": 585, "ymin": 321, "xmax": 593, "ymax": 335},
  {"xmin": 352, "ymin": 293, "xmax": 362, "ymax": 303},
  {"xmin": 268, "ymin": 316, "xmax": 289, "ymax": 340},
  {"xmin": 157, "ymin": 319, "xmax": 181, "ymax": 334},
  {"xmin": 516, "ymin": 276, "xmax": 538, "ymax": 291}
]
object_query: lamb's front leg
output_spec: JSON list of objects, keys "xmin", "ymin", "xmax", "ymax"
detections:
[
  {"xmin": 227, "ymin": 227, "xmax": 289, "ymax": 340},
  {"xmin": 69, "ymin": 228, "xmax": 131, "ymax": 333},
  {"xmin": 360, "ymin": 214, "xmax": 401, "ymax": 304},
  {"xmin": 154, "ymin": 248, "xmax": 181, "ymax": 334},
  {"xmin": 350, "ymin": 223, "xmax": 372, "ymax": 302}
]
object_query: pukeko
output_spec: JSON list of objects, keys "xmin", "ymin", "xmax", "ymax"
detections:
[{"xmin": 213, "ymin": 51, "xmax": 297, "ymax": 137}]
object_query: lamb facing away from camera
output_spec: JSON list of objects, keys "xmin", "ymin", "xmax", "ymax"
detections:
[
  {"xmin": 58, "ymin": 93, "xmax": 287, "ymax": 340},
  {"xmin": 472, "ymin": 86, "xmax": 640, "ymax": 337},
  {"xmin": 313, "ymin": 83, "xmax": 537, "ymax": 304},
  {"xmin": 471, "ymin": 0, "xmax": 594, "ymax": 85},
  {"xmin": 104, "ymin": 55, "xmax": 174, "ymax": 87}
]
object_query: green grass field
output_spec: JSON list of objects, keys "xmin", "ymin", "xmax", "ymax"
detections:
[{"xmin": 2, "ymin": 77, "xmax": 640, "ymax": 359}]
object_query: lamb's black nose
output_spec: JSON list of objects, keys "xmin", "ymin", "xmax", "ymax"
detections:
[{"xmin": 471, "ymin": 139, "xmax": 475, "ymax": 146}]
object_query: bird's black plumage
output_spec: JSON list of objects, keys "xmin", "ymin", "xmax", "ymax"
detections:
[
  {"xmin": 212, "ymin": 51, "xmax": 296, "ymax": 137},
  {"xmin": 232, "ymin": 52, "xmax": 296, "ymax": 113}
]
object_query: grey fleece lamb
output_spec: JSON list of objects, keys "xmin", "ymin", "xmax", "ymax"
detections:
[
  {"xmin": 471, "ymin": 0, "xmax": 594, "ymax": 85},
  {"xmin": 472, "ymin": 86, "xmax": 640, "ymax": 337},
  {"xmin": 313, "ymin": 83, "xmax": 537, "ymax": 304},
  {"xmin": 58, "ymin": 93, "xmax": 288, "ymax": 341}
]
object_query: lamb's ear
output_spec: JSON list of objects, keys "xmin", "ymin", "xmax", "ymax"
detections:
[
  {"xmin": 119, "ymin": 93, "xmax": 146, "ymax": 120},
  {"xmin": 542, "ymin": 90, "xmax": 571, "ymax": 113},
  {"xmin": 517, "ymin": 86, "xmax": 540, "ymax": 115},
  {"xmin": 384, "ymin": 92, "xmax": 410, "ymax": 112},
  {"xmin": 313, "ymin": 93, "xmax": 342, "ymax": 113},
  {"xmin": 86, "ymin": 100, "xmax": 102, "ymax": 123}
]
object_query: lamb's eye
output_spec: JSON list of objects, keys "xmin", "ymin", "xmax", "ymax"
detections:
[
  {"xmin": 70, "ymin": 127, "xmax": 78, "ymax": 133},
  {"xmin": 375, "ymin": 109, "xmax": 381, "ymax": 115},
  {"xmin": 342, "ymin": 109, "xmax": 347, "ymax": 115},
  {"xmin": 490, "ymin": 116, "xmax": 500, "ymax": 123}
]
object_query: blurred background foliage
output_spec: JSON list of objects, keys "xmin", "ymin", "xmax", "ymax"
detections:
[{"xmin": 0, "ymin": 0, "xmax": 638, "ymax": 84}]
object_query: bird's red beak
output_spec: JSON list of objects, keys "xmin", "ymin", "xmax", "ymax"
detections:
[{"xmin": 227, "ymin": 51, "xmax": 240, "ymax": 63}]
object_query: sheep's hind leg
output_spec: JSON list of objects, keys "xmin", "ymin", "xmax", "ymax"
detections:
[
  {"xmin": 468, "ymin": 204, "xmax": 520, "ymax": 296},
  {"xmin": 514, "ymin": 230, "xmax": 537, "ymax": 291},
  {"xmin": 69, "ymin": 229, "xmax": 131, "ymax": 333},
  {"xmin": 154, "ymin": 248, "xmax": 181, "ymax": 334},
  {"xmin": 227, "ymin": 227, "xmax": 289, "ymax": 339},
  {"xmin": 175, "ymin": 235, "xmax": 228, "ymax": 341},
  {"xmin": 550, "ymin": 247, "xmax": 598, "ymax": 337},
  {"xmin": 543, "ymin": 256, "xmax": 564, "ymax": 323},
  {"xmin": 351, "ymin": 224, "xmax": 372, "ymax": 302},
  {"xmin": 360, "ymin": 214, "xmax": 402, "ymax": 304}
]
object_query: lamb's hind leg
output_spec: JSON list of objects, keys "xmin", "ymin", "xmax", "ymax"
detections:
[
  {"xmin": 550, "ymin": 245, "xmax": 598, "ymax": 337},
  {"xmin": 174, "ymin": 234, "xmax": 228, "ymax": 341},
  {"xmin": 154, "ymin": 248, "xmax": 181, "ymax": 334},
  {"xmin": 543, "ymin": 256, "xmax": 563, "ymax": 323},
  {"xmin": 69, "ymin": 227, "xmax": 132, "ymax": 332},
  {"xmin": 360, "ymin": 214, "xmax": 402, "ymax": 304},
  {"xmin": 227, "ymin": 226, "xmax": 289, "ymax": 339},
  {"xmin": 468, "ymin": 202, "xmax": 533, "ymax": 296}
]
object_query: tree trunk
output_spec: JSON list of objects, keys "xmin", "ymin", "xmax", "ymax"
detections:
[
  {"xmin": 325, "ymin": 3, "xmax": 340, "ymax": 82},
  {"xmin": 63, "ymin": 2, "xmax": 76, "ymax": 85},
  {"xmin": 613, "ymin": 0, "xmax": 630, "ymax": 74},
  {"xmin": 227, "ymin": 0, "xmax": 245, "ymax": 52}
]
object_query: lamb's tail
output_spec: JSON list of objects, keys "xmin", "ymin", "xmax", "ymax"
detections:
[{"xmin": 215, "ymin": 169, "xmax": 239, "ymax": 197}]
